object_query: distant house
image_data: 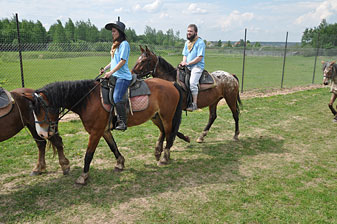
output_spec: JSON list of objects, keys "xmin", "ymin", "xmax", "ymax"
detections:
[{"xmin": 232, "ymin": 41, "xmax": 241, "ymax": 47}]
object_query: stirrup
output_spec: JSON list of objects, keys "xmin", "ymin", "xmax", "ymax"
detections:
[
  {"xmin": 115, "ymin": 121, "xmax": 127, "ymax": 131},
  {"xmin": 186, "ymin": 103, "xmax": 197, "ymax": 112}
]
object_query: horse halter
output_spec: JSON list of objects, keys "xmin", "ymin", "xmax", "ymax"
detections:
[
  {"xmin": 135, "ymin": 54, "xmax": 159, "ymax": 79},
  {"xmin": 33, "ymin": 93, "xmax": 59, "ymax": 137},
  {"xmin": 324, "ymin": 64, "xmax": 336, "ymax": 79}
]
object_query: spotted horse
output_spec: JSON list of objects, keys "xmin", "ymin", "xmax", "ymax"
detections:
[{"xmin": 132, "ymin": 46, "xmax": 242, "ymax": 142}]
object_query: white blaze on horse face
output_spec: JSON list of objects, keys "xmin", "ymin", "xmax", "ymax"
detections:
[{"xmin": 33, "ymin": 111, "xmax": 49, "ymax": 139}]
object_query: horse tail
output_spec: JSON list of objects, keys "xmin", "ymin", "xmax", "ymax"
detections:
[
  {"xmin": 232, "ymin": 74, "xmax": 243, "ymax": 113},
  {"xmin": 167, "ymin": 82, "xmax": 183, "ymax": 147}
]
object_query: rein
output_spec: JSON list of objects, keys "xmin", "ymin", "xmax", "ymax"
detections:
[
  {"xmin": 138, "ymin": 55, "xmax": 176, "ymax": 79},
  {"xmin": 34, "ymin": 80, "xmax": 102, "ymax": 136}
]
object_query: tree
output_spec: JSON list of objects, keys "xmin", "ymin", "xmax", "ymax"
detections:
[
  {"xmin": 52, "ymin": 20, "xmax": 68, "ymax": 43},
  {"xmin": 65, "ymin": 18, "xmax": 75, "ymax": 42},
  {"xmin": 301, "ymin": 19, "xmax": 337, "ymax": 48}
]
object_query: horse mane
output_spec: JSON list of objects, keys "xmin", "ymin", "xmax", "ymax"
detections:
[
  {"xmin": 36, "ymin": 80, "xmax": 97, "ymax": 110},
  {"xmin": 157, "ymin": 56, "xmax": 177, "ymax": 78}
]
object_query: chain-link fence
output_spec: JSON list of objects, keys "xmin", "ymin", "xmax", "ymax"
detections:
[{"xmin": 1, "ymin": 16, "xmax": 337, "ymax": 91}]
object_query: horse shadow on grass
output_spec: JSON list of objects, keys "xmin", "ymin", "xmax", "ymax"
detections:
[{"xmin": 0, "ymin": 136, "xmax": 285, "ymax": 223}]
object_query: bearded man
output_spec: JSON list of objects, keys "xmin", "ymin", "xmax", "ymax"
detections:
[{"xmin": 179, "ymin": 24, "xmax": 206, "ymax": 112}]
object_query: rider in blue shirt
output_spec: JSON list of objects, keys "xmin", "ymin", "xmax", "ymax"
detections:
[
  {"xmin": 180, "ymin": 24, "xmax": 206, "ymax": 112},
  {"xmin": 101, "ymin": 19, "xmax": 132, "ymax": 131}
]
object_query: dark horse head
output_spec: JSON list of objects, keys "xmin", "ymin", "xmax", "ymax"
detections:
[
  {"xmin": 25, "ymin": 80, "xmax": 97, "ymax": 139},
  {"xmin": 322, "ymin": 61, "xmax": 337, "ymax": 85},
  {"xmin": 131, "ymin": 46, "xmax": 177, "ymax": 81}
]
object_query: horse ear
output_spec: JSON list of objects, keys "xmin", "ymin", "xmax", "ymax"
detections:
[
  {"xmin": 139, "ymin": 45, "xmax": 145, "ymax": 53},
  {"xmin": 22, "ymin": 92, "xmax": 34, "ymax": 101},
  {"xmin": 145, "ymin": 45, "xmax": 150, "ymax": 53}
]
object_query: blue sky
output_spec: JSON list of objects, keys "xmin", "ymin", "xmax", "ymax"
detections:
[{"xmin": 1, "ymin": 0, "xmax": 337, "ymax": 42}]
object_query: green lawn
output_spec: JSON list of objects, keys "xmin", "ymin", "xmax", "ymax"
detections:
[
  {"xmin": 0, "ymin": 87, "xmax": 336, "ymax": 223},
  {"xmin": 0, "ymin": 50, "xmax": 335, "ymax": 90}
]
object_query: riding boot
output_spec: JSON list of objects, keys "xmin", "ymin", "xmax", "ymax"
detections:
[{"xmin": 115, "ymin": 102, "xmax": 127, "ymax": 131}]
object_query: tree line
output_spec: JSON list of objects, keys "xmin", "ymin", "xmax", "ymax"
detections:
[
  {"xmin": 301, "ymin": 19, "xmax": 337, "ymax": 49},
  {"xmin": 0, "ymin": 16, "xmax": 185, "ymax": 47}
]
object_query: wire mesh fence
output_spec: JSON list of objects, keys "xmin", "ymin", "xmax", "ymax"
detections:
[{"xmin": 1, "ymin": 16, "xmax": 337, "ymax": 91}]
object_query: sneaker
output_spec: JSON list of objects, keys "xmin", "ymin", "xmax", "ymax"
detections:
[{"xmin": 186, "ymin": 103, "xmax": 197, "ymax": 112}]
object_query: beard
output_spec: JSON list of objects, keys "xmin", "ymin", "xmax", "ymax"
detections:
[{"xmin": 187, "ymin": 33, "xmax": 197, "ymax": 41}]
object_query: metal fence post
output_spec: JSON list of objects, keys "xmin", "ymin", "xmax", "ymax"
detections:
[
  {"xmin": 312, "ymin": 32, "xmax": 320, "ymax": 84},
  {"xmin": 241, "ymin": 28, "xmax": 247, "ymax": 93},
  {"xmin": 15, "ymin": 13, "xmax": 25, "ymax": 88},
  {"xmin": 281, "ymin": 32, "xmax": 288, "ymax": 88}
]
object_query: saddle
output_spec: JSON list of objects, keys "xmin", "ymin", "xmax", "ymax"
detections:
[
  {"xmin": 176, "ymin": 67, "xmax": 217, "ymax": 108},
  {"xmin": 100, "ymin": 74, "xmax": 151, "ymax": 113},
  {"xmin": 0, "ymin": 87, "xmax": 15, "ymax": 118},
  {"xmin": 176, "ymin": 67, "xmax": 217, "ymax": 92}
]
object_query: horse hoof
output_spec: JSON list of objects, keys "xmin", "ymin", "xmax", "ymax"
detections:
[
  {"xmin": 30, "ymin": 171, "xmax": 42, "ymax": 176},
  {"xmin": 233, "ymin": 136, "xmax": 239, "ymax": 141},
  {"xmin": 157, "ymin": 159, "xmax": 169, "ymax": 166},
  {"xmin": 114, "ymin": 166, "xmax": 123, "ymax": 172},
  {"xmin": 75, "ymin": 173, "xmax": 89, "ymax": 185},
  {"xmin": 196, "ymin": 137, "xmax": 204, "ymax": 143},
  {"xmin": 63, "ymin": 168, "xmax": 70, "ymax": 175},
  {"xmin": 185, "ymin": 136, "xmax": 191, "ymax": 143}
]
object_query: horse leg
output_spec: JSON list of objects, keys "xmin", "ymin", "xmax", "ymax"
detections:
[
  {"xmin": 151, "ymin": 113, "xmax": 165, "ymax": 161},
  {"xmin": 177, "ymin": 132, "xmax": 190, "ymax": 143},
  {"xmin": 27, "ymin": 124, "xmax": 47, "ymax": 176},
  {"xmin": 75, "ymin": 133, "xmax": 101, "ymax": 185},
  {"xmin": 102, "ymin": 130, "xmax": 125, "ymax": 172},
  {"xmin": 328, "ymin": 93, "xmax": 337, "ymax": 115},
  {"xmin": 158, "ymin": 116, "xmax": 177, "ymax": 166},
  {"xmin": 196, "ymin": 102, "xmax": 218, "ymax": 143},
  {"xmin": 225, "ymin": 96, "xmax": 240, "ymax": 141},
  {"xmin": 49, "ymin": 134, "xmax": 70, "ymax": 175}
]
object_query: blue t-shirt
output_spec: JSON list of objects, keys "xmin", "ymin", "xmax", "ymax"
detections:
[
  {"xmin": 182, "ymin": 37, "xmax": 205, "ymax": 70},
  {"xmin": 111, "ymin": 40, "xmax": 132, "ymax": 80}
]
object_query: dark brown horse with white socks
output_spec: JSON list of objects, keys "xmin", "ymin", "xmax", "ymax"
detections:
[
  {"xmin": 0, "ymin": 88, "xmax": 69, "ymax": 175},
  {"xmin": 132, "ymin": 46, "xmax": 241, "ymax": 142},
  {"xmin": 24, "ymin": 78, "xmax": 183, "ymax": 185}
]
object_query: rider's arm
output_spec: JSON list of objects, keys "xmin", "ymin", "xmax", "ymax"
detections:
[
  {"xmin": 103, "ymin": 60, "xmax": 126, "ymax": 78},
  {"xmin": 187, "ymin": 56, "xmax": 203, "ymax": 66}
]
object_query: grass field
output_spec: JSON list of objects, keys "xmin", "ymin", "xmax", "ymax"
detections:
[
  {"xmin": 0, "ymin": 87, "xmax": 336, "ymax": 223},
  {"xmin": 0, "ymin": 50, "xmax": 335, "ymax": 90}
]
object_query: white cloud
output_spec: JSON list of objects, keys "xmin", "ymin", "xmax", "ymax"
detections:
[
  {"xmin": 143, "ymin": 0, "xmax": 161, "ymax": 13},
  {"xmin": 218, "ymin": 10, "xmax": 254, "ymax": 31},
  {"xmin": 132, "ymin": 0, "xmax": 161, "ymax": 13},
  {"xmin": 159, "ymin": 12, "xmax": 169, "ymax": 19},
  {"xmin": 114, "ymin": 7, "xmax": 123, "ymax": 13},
  {"xmin": 295, "ymin": 0, "xmax": 337, "ymax": 25},
  {"xmin": 183, "ymin": 3, "xmax": 207, "ymax": 14}
]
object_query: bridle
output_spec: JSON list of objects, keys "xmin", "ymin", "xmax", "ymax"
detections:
[
  {"xmin": 33, "ymin": 92, "xmax": 59, "ymax": 137},
  {"xmin": 323, "ymin": 64, "xmax": 336, "ymax": 80},
  {"xmin": 134, "ymin": 54, "xmax": 160, "ymax": 79},
  {"xmin": 135, "ymin": 54, "xmax": 177, "ymax": 79},
  {"xmin": 32, "ymin": 81, "xmax": 101, "ymax": 138}
]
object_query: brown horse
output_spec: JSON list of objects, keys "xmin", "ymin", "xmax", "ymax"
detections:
[
  {"xmin": 24, "ymin": 78, "xmax": 183, "ymax": 185},
  {"xmin": 132, "ymin": 46, "xmax": 241, "ymax": 142},
  {"xmin": 322, "ymin": 60, "xmax": 337, "ymax": 121},
  {"xmin": 0, "ymin": 88, "xmax": 70, "ymax": 175}
]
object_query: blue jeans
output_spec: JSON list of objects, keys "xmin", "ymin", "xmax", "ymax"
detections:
[{"xmin": 113, "ymin": 77, "xmax": 131, "ymax": 103}]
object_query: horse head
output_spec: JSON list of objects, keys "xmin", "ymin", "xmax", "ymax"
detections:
[
  {"xmin": 322, "ymin": 61, "xmax": 336, "ymax": 85},
  {"xmin": 24, "ymin": 92, "xmax": 59, "ymax": 139},
  {"xmin": 131, "ymin": 45, "xmax": 158, "ymax": 79}
]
